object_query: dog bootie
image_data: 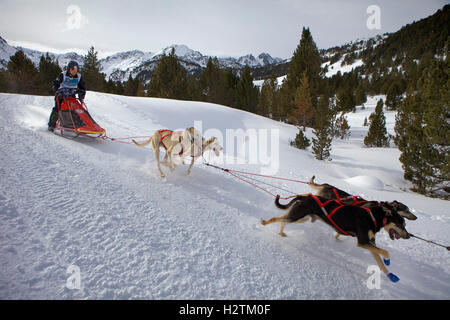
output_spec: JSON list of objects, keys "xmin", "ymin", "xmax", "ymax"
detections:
[
  {"xmin": 383, "ymin": 258, "xmax": 390, "ymax": 266},
  {"xmin": 387, "ymin": 272, "xmax": 400, "ymax": 283}
]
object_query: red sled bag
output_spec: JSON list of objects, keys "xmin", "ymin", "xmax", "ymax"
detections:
[{"xmin": 56, "ymin": 96, "xmax": 106, "ymax": 138}]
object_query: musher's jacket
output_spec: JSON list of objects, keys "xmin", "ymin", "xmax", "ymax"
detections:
[{"xmin": 53, "ymin": 70, "xmax": 86, "ymax": 100}]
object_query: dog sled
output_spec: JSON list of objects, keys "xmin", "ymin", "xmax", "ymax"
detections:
[{"xmin": 54, "ymin": 92, "xmax": 106, "ymax": 139}]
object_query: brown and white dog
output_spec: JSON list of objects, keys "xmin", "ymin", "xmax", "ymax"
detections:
[
  {"xmin": 132, "ymin": 127, "xmax": 203, "ymax": 178},
  {"xmin": 132, "ymin": 128, "xmax": 222, "ymax": 178},
  {"xmin": 184, "ymin": 136, "xmax": 223, "ymax": 175}
]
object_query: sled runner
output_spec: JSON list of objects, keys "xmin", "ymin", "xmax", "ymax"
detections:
[{"xmin": 55, "ymin": 95, "xmax": 106, "ymax": 139}]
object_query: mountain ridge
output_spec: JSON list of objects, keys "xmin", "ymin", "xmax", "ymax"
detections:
[{"xmin": 0, "ymin": 37, "xmax": 285, "ymax": 82}]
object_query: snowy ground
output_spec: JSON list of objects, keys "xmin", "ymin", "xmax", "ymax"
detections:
[{"xmin": 0, "ymin": 92, "xmax": 448, "ymax": 299}]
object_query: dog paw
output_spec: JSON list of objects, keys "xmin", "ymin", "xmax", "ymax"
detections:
[
  {"xmin": 383, "ymin": 258, "xmax": 390, "ymax": 266},
  {"xmin": 279, "ymin": 232, "xmax": 287, "ymax": 237},
  {"xmin": 387, "ymin": 272, "xmax": 400, "ymax": 283},
  {"xmin": 260, "ymin": 219, "xmax": 267, "ymax": 226}
]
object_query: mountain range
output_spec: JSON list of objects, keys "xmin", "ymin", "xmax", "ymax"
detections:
[{"xmin": 0, "ymin": 38, "xmax": 284, "ymax": 83}]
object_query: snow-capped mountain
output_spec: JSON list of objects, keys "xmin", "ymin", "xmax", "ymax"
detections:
[
  {"xmin": 0, "ymin": 36, "xmax": 86, "ymax": 71},
  {"xmin": 0, "ymin": 37, "xmax": 20, "ymax": 69},
  {"xmin": 0, "ymin": 37, "xmax": 285, "ymax": 82}
]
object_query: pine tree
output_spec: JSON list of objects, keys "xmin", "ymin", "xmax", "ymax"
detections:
[
  {"xmin": 223, "ymin": 69, "xmax": 239, "ymax": 108},
  {"xmin": 237, "ymin": 65, "xmax": 259, "ymax": 113},
  {"xmin": 6, "ymin": 50, "xmax": 40, "ymax": 94},
  {"xmin": 148, "ymin": 49, "xmax": 188, "ymax": 100},
  {"xmin": 291, "ymin": 72, "xmax": 314, "ymax": 131},
  {"xmin": 385, "ymin": 80, "xmax": 403, "ymax": 110},
  {"xmin": 277, "ymin": 82, "xmax": 292, "ymax": 122},
  {"xmin": 258, "ymin": 74, "xmax": 278, "ymax": 118},
  {"xmin": 0, "ymin": 69, "xmax": 6, "ymax": 92},
  {"xmin": 283, "ymin": 27, "xmax": 321, "ymax": 121},
  {"xmin": 187, "ymin": 76, "xmax": 201, "ymax": 101},
  {"xmin": 82, "ymin": 46, "xmax": 106, "ymax": 92},
  {"xmin": 395, "ymin": 54, "xmax": 449, "ymax": 195},
  {"xmin": 364, "ymin": 99, "xmax": 390, "ymax": 147},
  {"xmin": 312, "ymin": 95, "xmax": 334, "ymax": 160},
  {"xmin": 199, "ymin": 57, "xmax": 228, "ymax": 104},
  {"xmin": 354, "ymin": 83, "xmax": 367, "ymax": 106},
  {"xmin": 286, "ymin": 27, "xmax": 321, "ymax": 98},
  {"xmin": 38, "ymin": 53, "xmax": 62, "ymax": 95},
  {"xmin": 290, "ymin": 129, "xmax": 311, "ymax": 149},
  {"xmin": 395, "ymin": 88, "xmax": 430, "ymax": 193},
  {"xmin": 337, "ymin": 87, "xmax": 356, "ymax": 112},
  {"xmin": 124, "ymin": 74, "xmax": 139, "ymax": 96},
  {"xmin": 334, "ymin": 114, "xmax": 351, "ymax": 139}
]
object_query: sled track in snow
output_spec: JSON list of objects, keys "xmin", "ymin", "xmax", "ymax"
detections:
[{"xmin": 0, "ymin": 124, "xmax": 383, "ymax": 299}]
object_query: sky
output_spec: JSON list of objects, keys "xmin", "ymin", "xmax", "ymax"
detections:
[{"xmin": 0, "ymin": 0, "xmax": 447, "ymax": 59}]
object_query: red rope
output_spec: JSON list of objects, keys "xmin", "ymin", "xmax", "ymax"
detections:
[
  {"xmin": 226, "ymin": 170, "xmax": 298, "ymax": 199},
  {"xmin": 106, "ymin": 135, "xmax": 153, "ymax": 144},
  {"xmin": 203, "ymin": 163, "xmax": 306, "ymax": 199},
  {"xmin": 225, "ymin": 168, "xmax": 310, "ymax": 185}
]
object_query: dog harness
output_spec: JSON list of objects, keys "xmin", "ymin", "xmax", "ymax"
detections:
[
  {"xmin": 158, "ymin": 129, "xmax": 186, "ymax": 156},
  {"xmin": 330, "ymin": 187, "xmax": 367, "ymax": 205},
  {"xmin": 310, "ymin": 194, "xmax": 378, "ymax": 236}
]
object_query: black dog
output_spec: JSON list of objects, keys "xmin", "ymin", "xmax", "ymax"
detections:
[
  {"xmin": 308, "ymin": 176, "xmax": 417, "ymax": 221},
  {"xmin": 261, "ymin": 194, "xmax": 412, "ymax": 282}
]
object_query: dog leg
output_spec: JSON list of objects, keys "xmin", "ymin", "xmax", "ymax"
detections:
[
  {"xmin": 357, "ymin": 243, "xmax": 390, "ymax": 270},
  {"xmin": 368, "ymin": 250, "xmax": 389, "ymax": 275},
  {"xmin": 261, "ymin": 215, "xmax": 309, "ymax": 237},
  {"xmin": 261, "ymin": 216, "xmax": 286, "ymax": 226},
  {"xmin": 160, "ymin": 153, "xmax": 169, "ymax": 166},
  {"xmin": 279, "ymin": 222, "xmax": 287, "ymax": 237},
  {"xmin": 187, "ymin": 156, "xmax": 195, "ymax": 175},
  {"xmin": 261, "ymin": 217, "xmax": 289, "ymax": 237},
  {"xmin": 152, "ymin": 139, "xmax": 166, "ymax": 179},
  {"xmin": 166, "ymin": 146, "xmax": 177, "ymax": 172},
  {"xmin": 156, "ymin": 151, "xmax": 166, "ymax": 178},
  {"xmin": 357, "ymin": 243, "xmax": 389, "ymax": 259}
]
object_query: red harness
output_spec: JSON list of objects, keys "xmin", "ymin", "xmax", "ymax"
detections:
[
  {"xmin": 158, "ymin": 129, "xmax": 185, "ymax": 156},
  {"xmin": 310, "ymin": 194, "xmax": 378, "ymax": 236},
  {"xmin": 331, "ymin": 187, "xmax": 367, "ymax": 205}
]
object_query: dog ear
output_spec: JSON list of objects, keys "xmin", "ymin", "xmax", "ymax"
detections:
[
  {"xmin": 390, "ymin": 201, "xmax": 418, "ymax": 220},
  {"xmin": 179, "ymin": 136, "xmax": 183, "ymax": 143},
  {"xmin": 398, "ymin": 211, "xmax": 418, "ymax": 220}
]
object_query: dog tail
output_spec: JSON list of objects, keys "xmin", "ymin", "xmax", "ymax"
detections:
[
  {"xmin": 275, "ymin": 195, "xmax": 298, "ymax": 210},
  {"xmin": 308, "ymin": 175, "xmax": 322, "ymax": 190},
  {"xmin": 132, "ymin": 138, "xmax": 152, "ymax": 147}
]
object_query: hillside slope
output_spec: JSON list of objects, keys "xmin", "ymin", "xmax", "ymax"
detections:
[{"xmin": 0, "ymin": 92, "xmax": 448, "ymax": 299}]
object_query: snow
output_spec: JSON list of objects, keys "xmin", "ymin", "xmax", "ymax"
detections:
[
  {"xmin": 344, "ymin": 176, "xmax": 385, "ymax": 191},
  {"xmin": 253, "ymin": 75, "xmax": 286, "ymax": 89},
  {"xmin": 0, "ymin": 92, "xmax": 449, "ymax": 299},
  {"xmin": 322, "ymin": 58, "xmax": 364, "ymax": 78}
]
